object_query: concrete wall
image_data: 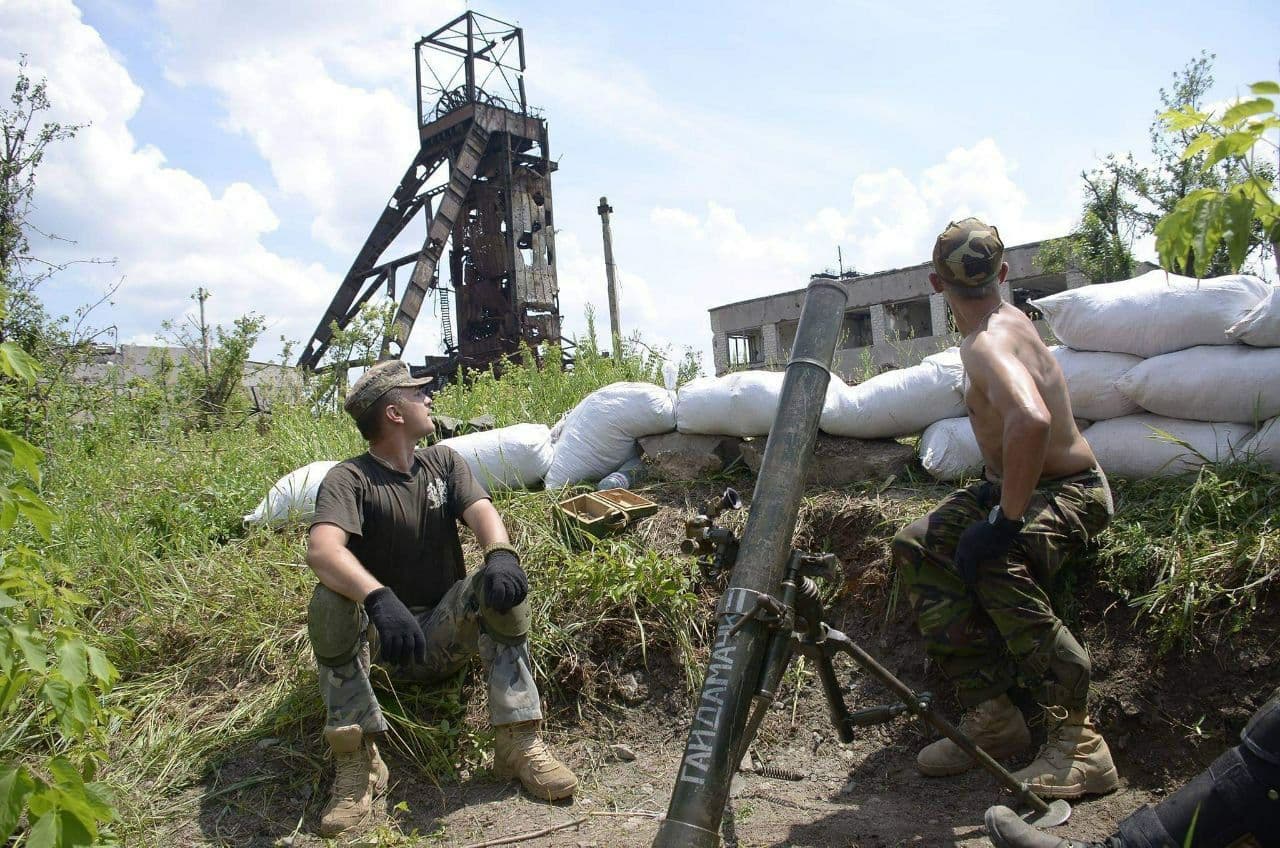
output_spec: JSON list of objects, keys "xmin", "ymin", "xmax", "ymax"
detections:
[{"xmin": 72, "ymin": 344, "xmax": 301, "ymax": 398}]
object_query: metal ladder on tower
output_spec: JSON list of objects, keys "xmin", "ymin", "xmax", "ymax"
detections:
[
  {"xmin": 438, "ymin": 287, "xmax": 456, "ymax": 351},
  {"xmin": 385, "ymin": 116, "xmax": 492, "ymax": 355}
]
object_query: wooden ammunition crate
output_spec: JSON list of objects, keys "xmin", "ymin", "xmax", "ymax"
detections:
[{"xmin": 553, "ymin": 488, "xmax": 658, "ymax": 543}]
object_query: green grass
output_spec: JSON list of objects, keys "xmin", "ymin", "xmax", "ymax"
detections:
[
  {"xmin": 8, "ymin": 341, "xmax": 699, "ymax": 843},
  {"xmin": 1096, "ymin": 459, "xmax": 1280, "ymax": 649}
]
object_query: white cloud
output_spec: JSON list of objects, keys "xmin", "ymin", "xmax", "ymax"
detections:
[
  {"xmin": 1, "ymin": 0, "xmax": 331, "ymax": 357},
  {"xmin": 545, "ymin": 230, "xmax": 658, "ymax": 340},
  {"xmin": 154, "ymin": 0, "xmax": 463, "ymax": 258},
  {"xmin": 803, "ymin": 138, "xmax": 1069, "ymax": 274}
]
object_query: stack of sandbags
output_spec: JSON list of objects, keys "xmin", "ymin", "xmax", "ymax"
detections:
[
  {"xmin": 822, "ymin": 348, "xmax": 966, "ymax": 439},
  {"xmin": 545, "ymin": 382, "xmax": 676, "ymax": 488},
  {"xmin": 1031, "ymin": 270, "xmax": 1270, "ymax": 357},
  {"xmin": 675, "ymin": 370, "xmax": 846, "ymax": 437},
  {"xmin": 1050, "ymin": 347, "xmax": 1143, "ymax": 422},
  {"xmin": 441, "ymin": 423, "xmax": 554, "ymax": 492},
  {"xmin": 1027, "ymin": 271, "xmax": 1279, "ymax": 479}
]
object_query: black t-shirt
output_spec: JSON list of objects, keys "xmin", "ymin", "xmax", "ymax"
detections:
[{"xmin": 311, "ymin": 445, "xmax": 489, "ymax": 607}]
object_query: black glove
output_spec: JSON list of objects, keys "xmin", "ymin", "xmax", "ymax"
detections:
[
  {"xmin": 364, "ymin": 587, "xmax": 426, "ymax": 665},
  {"xmin": 954, "ymin": 510, "xmax": 1023, "ymax": 586},
  {"xmin": 482, "ymin": 546, "xmax": 528, "ymax": 611}
]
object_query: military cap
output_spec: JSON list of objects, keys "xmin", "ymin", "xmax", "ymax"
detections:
[
  {"xmin": 343, "ymin": 359, "xmax": 430, "ymax": 421},
  {"xmin": 932, "ymin": 217, "xmax": 1005, "ymax": 287}
]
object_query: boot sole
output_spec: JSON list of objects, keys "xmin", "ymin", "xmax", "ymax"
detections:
[{"xmin": 1023, "ymin": 764, "xmax": 1120, "ymax": 800}]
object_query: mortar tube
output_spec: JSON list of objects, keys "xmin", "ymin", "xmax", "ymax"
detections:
[{"xmin": 654, "ymin": 279, "xmax": 848, "ymax": 848}]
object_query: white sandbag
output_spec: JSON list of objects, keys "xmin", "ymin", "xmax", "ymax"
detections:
[
  {"xmin": 1239, "ymin": 416, "xmax": 1280, "ymax": 469},
  {"xmin": 920, "ymin": 345, "xmax": 966, "ymax": 391},
  {"xmin": 918, "ymin": 417, "xmax": 984, "ymax": 481},
  {"xmin": 545, "ymin": 382, "xmax": 675, "ymax": 488},
  {"xmin": 1116, "ymin": 345, "xmax": 1280, "ymax": 423},
  {"xmin": 1050, "ymin": 346, "xmax": 1143, "ymax": 421},
  {"xmin": 822, "ymin": 359, "xmax": 966, "ymax": 439},
  {"xmin": 1030, "ymin": 271, "xmax": 1269, "ymax": 358},
  {"xmin": 675, "ymin": 370, "xmax": 846, "ymax": 437},
  {"xmin": 1084, "ymin": 414, "xmax": 1252, "ymax": 479},
  {"xmin": 441, "ymin": 423, "xmax": 553, "ymax": 492},
  {"xmin": 243, "ymin": 460, "xmax": 339, "ymax": 527},
  {"xmin": 1226, "ymin": 285, "xmax": 1280, "ymax": 347}
]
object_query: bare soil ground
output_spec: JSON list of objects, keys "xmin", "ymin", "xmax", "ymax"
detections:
[{"xmin": 178, "ymin": 481, "xmax": 1279, "ymax": 847}]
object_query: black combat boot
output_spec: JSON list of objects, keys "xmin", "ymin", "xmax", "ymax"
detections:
[{"xmin": 984, "ymin": 806, "xmax": 1124, "ymax": 848}]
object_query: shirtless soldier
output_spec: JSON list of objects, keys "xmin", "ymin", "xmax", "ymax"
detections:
[
  {"xmin": 306, "ymin": 360, "xmax": 576, "ymax": 836},
  {"xmin": 892, "ymin": 218, "xmax": 1119, "ymax": 799}
]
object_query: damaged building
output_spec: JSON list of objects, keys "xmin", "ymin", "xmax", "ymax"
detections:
[{"xmin": 708, "ymin": 240, "xmax": 1156, "ymax": 381}]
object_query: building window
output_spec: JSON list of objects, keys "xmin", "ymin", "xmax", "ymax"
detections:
[
  {"xmin": 886, "ymin": 299, "xmax": 932, "ymax": 340},
  {"xmin": 840, "ymin": 311, "xmax": 873, "ymax": 349},
  {"xmin": 728, "ymin": 330, "xmax": 762, "ymax": 367},
  {"xmin": 779, "ymin": 320, "xmax": 798, "ymax": 358}
]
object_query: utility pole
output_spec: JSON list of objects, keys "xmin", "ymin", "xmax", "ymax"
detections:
[
  {"xmin": 597, "ymin": 197, "xmax": 622, "ymax": 361},
  {"xmin": 193, "ymin": 287, "xmax": 211, "ymax": 376}
]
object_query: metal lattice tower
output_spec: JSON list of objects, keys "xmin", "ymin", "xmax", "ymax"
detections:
[{"xmin": 297, "ymin": 11, "xmax": 561, "ymax": 380}]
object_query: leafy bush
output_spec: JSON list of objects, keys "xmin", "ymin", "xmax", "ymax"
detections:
[{"xmin": 2, "ymin": 324, "xmax": 119, "ymax": 847}]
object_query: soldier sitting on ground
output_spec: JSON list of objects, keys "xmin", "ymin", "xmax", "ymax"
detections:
[
  {"xmin": 892, "ymin": 218, "xmax": 1118, "ymax": 800},
  {"xmin": 305, "ymin": 360, "xmax": 576, "ymax": 837}
]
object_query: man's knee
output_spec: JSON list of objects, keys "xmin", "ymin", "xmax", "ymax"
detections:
[
  {"xmin": 308, "ymin": 584, "xmax": 365, "ymax": 667},
  {"xmin": 892, "ymin": 520, "xmax": 928, "ymax": 580},
  {"xmin": 472, "ymin": 559, "xmax": 532, "ymax": 646},
  {"xmin": 481, "ymin": 599, "xmax": 530, "ymax": 646}
]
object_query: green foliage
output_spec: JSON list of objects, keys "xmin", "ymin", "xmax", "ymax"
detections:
[
  {"xmin": 1050, "ymin": 52, "xmax": 1275, "ymax": 281},
  {"xmin": 1, "ymin": 304, "xmax": 119, "ymax": 846},
  {"xmin": 161, "ymin": 299, "xmax": 267, "ymax": 429},
  {"xmin": 1095, "ymin": 460, "xmax": 1280, "ymax": 651},
  {"xmin": 1, "ymin": 56, "xmax": 84, "ymax": 341},
  {"xmin": 1154, "ymin": 80, "xmax": 1279, "ymax": 276},
  {"xmin": 308, "ymin": 298, "xmax": 397, "ymax": 411},
  {"xmin": 1037, "ymin": 161, "xmax": 1138, "ymax": 283}
]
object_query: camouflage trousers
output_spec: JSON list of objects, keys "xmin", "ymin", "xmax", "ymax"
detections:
[
  {"xmin": 307, "ymin": 567, "xmax": 544, "ymax": 734},
  {"xmin": 893, "ymin": 467, "xmax": 1114, "ymax": 711}
]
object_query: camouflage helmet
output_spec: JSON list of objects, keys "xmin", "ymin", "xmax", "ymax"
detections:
[{"xmin": 932, "ymin": 217, "xmax": 1005, "ymax": 287}]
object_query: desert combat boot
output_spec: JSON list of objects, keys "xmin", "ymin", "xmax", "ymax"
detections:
[
  {"xmin": 1010, "ymin": 709, "xmax": 1119, "ymax": 799},
  {"xmin": 494, "ymin": 721, "xmax": 578, "ymax": 801},
  {"xmin": 917, "ymin": 693, "xmax": 1031, "ymax": 776},
  {"xmin": 318, "ymin": 724, "xmax": 389, "ymax": 836}
]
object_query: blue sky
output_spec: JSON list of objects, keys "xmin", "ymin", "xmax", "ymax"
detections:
[{"xmin": 3, "ymin": 0, "xmax": 1278, "ymax": 369}]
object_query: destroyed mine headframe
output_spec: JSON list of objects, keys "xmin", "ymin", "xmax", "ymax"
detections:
[{"xmin": 297, "ymin": 11, "xmax": 562, "ymax": 384}]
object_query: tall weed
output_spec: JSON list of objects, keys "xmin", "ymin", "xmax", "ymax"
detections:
[{"xmin": 1097, "ymin": 460, "xmax": 1280, "ymax": 649}]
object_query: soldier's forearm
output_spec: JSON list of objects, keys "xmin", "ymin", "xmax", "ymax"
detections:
[
  {"xmin": 308, "ymin": 546, "xmax": 382, "ymax": 604},
  {"xmin": 463, "ymin": 499, "xmax": 511, "ymax": 549}
]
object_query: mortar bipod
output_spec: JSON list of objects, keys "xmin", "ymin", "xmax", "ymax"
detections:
[{"xmin": 730, "ymin": 547, "xmax": 1072, "ymax": 829}]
